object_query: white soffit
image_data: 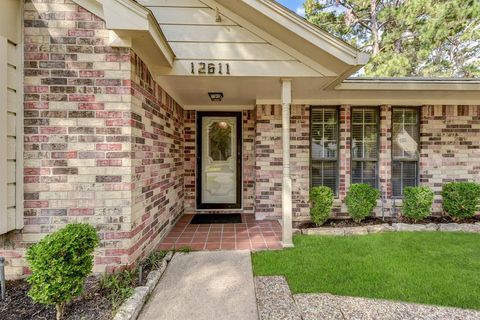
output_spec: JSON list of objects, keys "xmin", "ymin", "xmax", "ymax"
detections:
[{"xmin": 140, "ymin": 0, "xmax": 367, "ymax": 78}]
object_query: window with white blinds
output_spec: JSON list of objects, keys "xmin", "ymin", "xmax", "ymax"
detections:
[
  {"xmin": 0, "ymin": 36, "xmax": 22, "ymax": 234},
  {"xmin": 351, "ymin": 107, "xmax": 379, "ymax": 188},
  {"xmin": 310, "ymin": 107, "xmax": 339, "ymax": 194},
  {"xmin": 392, "ymin": 108, "xmax": 419, "ymax": 197}
]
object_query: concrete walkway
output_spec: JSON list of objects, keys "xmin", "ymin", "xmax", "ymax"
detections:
[{"xmin": 138, "ymin": 251, "xmax": 259, "ymax": 320}]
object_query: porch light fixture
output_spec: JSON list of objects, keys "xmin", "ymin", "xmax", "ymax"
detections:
[{"xmin": 208, "ymin": 92, "xmax": 224, "ymax": 102}]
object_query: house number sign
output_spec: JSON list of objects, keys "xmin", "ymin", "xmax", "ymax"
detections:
[{"xmin": 190, "ymin": 62, "xmax": 230, "ymax": 75}]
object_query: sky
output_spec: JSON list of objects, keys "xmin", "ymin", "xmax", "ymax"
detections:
[{"xmin": 276, "ymin": 0, "xmax": 306, "ymax": 16}]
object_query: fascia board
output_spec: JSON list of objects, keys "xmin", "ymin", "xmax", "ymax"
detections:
[
  {"xmin": 240, "ymin": 0, "xmax": 368, "ymax": 66},
  {"xmin": 337, "ymin": 80, "xmax": 480, "ymax": 91}
]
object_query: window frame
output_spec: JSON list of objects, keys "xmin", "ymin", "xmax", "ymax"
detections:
[
  {"xmin": 350, "ymin": 106, "xmax": 380, "ymax": 189},
  {"xmin": 309, "ymin": 106, "xmax": 340, "ymax": 196},
  {"xmin": 391, "ymin": 106, "xmax": 420, "ymax": 198}
]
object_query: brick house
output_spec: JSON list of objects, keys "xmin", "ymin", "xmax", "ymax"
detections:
[{"xmin": 0, "ymin": 0, "xmax": 479, "ymax": 279}]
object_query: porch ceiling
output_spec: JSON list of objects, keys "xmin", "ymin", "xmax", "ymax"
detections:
[{"xmin": 155, "ymin": 76, "xmax": 335, "ymax": 108}]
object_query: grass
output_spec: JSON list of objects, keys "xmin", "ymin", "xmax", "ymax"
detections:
[{"xmin": 252, "ymin": 232, "xmax": 480, "ymax": 310}]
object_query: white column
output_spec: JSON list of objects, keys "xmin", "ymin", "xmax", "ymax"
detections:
[{"xmin": 281, "ymin": 79, "xmax": 293, "ymax": 247}]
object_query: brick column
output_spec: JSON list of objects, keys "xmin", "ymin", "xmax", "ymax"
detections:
[
  {"xmin": 290, "ymin": 105, "xmax": 310, "ymax": 222},
  {"xmin": 254, "ymin": 105, "xmax": 282, "ymax": 220},
  {"xmin": 183, "ymin": 110, "xmax": 196, "ymax": 214},
  {"xmin": 338, "ymin": 105, "xmax": 351, "ymax": 215},
  {"xmin": 379, "ymin": 105, "xmax": 392, "ymax": 215}
]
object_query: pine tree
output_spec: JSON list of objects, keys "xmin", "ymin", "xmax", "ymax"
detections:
[{"xmin": 304, "ymin": 0, "xmax": 480, "ymax": 77}]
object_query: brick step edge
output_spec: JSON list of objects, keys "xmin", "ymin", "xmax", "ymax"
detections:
[
  {"xmin": 300, "ymin": 222, "xmax": 480, "ymax": 236},
  {"xmin": 113, "ymin": 251, "xmax": 174, "ymax": 320}
]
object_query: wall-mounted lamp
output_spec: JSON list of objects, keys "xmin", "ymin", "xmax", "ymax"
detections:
[{"xmin": 208, "ymin": 92, "xmax": 224, "ymax": 102}]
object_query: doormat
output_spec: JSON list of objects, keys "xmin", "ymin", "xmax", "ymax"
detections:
[{"xmin": 190, "ymin": 213, "xmax": 242, "ymax": 224}]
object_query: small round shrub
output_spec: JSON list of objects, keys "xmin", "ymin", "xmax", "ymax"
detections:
[
  {"xmin": 442, "ymin": 182, "xmax": 480, "ymax": 221},
  {"xmin": 345, "ymin": 184, "xmax": 380, "ymax": 222},
  {"xmin": 310, "ymin": 186, "xmax": 334, "ymax": 226},
  {"xmin": 26, "ymin": 223, "xmax": 99, "ymax": 320},
  {"xmin": 402, "ymin": 186, "xmax": 434, "ymax": 222}
]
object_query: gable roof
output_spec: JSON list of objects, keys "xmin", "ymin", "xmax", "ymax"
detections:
[
  {"xmin": 215, "ymin": 0, "xmax": 369, "ymax": 68},
  {"xmin": 73, "ymin": 0, "xmax": 369, "ymax": 80}
]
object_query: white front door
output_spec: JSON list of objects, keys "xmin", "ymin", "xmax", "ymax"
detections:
[{"xmin": 197, "ymin": 112, "xmax": 241, "ymax": 209}]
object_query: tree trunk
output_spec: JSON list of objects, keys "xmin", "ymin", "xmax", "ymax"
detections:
[
  {"xmin": 370, "ymin": 0, "xmax": 380, "ymax": 56},
  {"xmin": 56, "ymin": 303, "xmax": 65, "ymax": 320}
]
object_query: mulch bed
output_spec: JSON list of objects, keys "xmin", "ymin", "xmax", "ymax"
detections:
[
  {"xmin": 0, "ymin": 276, "xmax": 113, "ymax": 320},
  {"xmin": 0, "ymin": 251, "xmax": 166, "ymax": 320},
  {"xmin": 298, "ymin": 215, "xmax": 480, "ymax": 229}
]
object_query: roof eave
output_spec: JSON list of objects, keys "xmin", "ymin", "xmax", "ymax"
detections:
[
  {"xmin": 251, "ymin": 0, "xmax": 369, "ymax": 68},
  {"xmin": 72, "ymin": 0, "xmax": 175, "ymax": 67},
  {"xmin": 337, "ymin": 78, "xmax": 480, "ymax": 91}
]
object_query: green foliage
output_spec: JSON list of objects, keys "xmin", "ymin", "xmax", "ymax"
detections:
[
  {"xmin": 402, "ymin": 186, "xmax": 434, "ymax": 222},
  {"xmin": 26, "ymin": 223, "xmax": 99, "ymax": 319},
  {"xmin": 176, "ymin": 246, "xmax": 192, "ymax": 253},
  {"xmin": 144, "ymin": 250, "xmax": 167, "ymax": 270},
  {"xmin": 101, "ymin": 250, "xmax": 169, "ymax": 312},
  {"xmin": 304, "ymin": 0, "xmax": 480, "ymax": 77},
  {"xmin": 309, "ymin": 186, "xmax": 334, "ymax": 226},
  {"xmin": 100, "ymin": 269, "xmax": 136, "ymax": 311},
  {"xmin": 345, "ymin": 184, "xmax": 380, "ymax": 222},
  {"xmin": 442, "ymin": 182, "xmax": 480, "ymax": 221},
  {"xmin": 252, "ymin": 233, "xmax": 480, "ymax": 310}
]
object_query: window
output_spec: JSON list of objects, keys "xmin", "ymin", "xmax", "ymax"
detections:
[
  {"xmin": 351, "ymin": 108, "xmax": 379, "ymax": 188},
  {"xmin": 392, "ymin": 108, "xmax": 419, "ymax": 196},
  {"xmin": 310, "ymin": 107, "xmax": 339, "ymax": 194}
]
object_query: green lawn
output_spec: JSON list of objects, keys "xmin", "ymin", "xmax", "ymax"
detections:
[{"xmin": 252, "ymin": 232, "xmax": 480, "ymax": 310}]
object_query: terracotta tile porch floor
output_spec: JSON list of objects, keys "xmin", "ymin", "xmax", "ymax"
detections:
[{"xmin": 158, "ymin": 214, "xmax": 283, "ymax": 251}]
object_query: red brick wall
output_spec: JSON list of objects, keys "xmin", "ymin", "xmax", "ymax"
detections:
[
  {"xmin": 254, "ymin": 105, "xmax": 309, "ymax": 220},
  {"xmin": 254, "ymin": 105, "xmax": 282, "ymax": 219},
  {"xmin": 255, "ymin": 104, "xmax": 480, "ymax": 223},
  {"xmin": 129, "ymin": 53, "xmax": 184, "ymax": 265},
  {"xmin": 0, "ymin": 0, "xmax": 185, "ymax": 279},
  {"xmin": 420, "ymin": 105, "xmax": 480, "ymax": 214},
  {"xmin": 183, "ymin": 111, "xmax": 196, "ymax": 213}
]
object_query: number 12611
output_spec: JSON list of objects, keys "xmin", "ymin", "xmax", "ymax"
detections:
[{"xmin": 190, "ymin": 62, "xmax": 230, "ymax": 75}]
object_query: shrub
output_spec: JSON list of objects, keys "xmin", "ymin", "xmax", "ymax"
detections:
[
  {"xmin": 345, "ymin": 184, "xmax": 380, "ymax": 222},
  {"xmin": 442, "ymin": 182, "xmax": 480, "ymax": 221},
  {"xmin": 26, "ymin": 223, "xmax": 99, "ymax": 320},
  {"xmin": 310, "ymin": 186, "xmax": 334, "ymax": 226},
  {"xmin": 402, "ymin": 186, "xmax": 434, "ymax": 222}
]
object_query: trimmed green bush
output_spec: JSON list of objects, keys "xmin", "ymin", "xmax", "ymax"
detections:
[
  {"xmin": 345, "ymin": 184, "xmax": 380, "ymax": 222},
  {"xmin": 442, "ymin": 182, "xmax": 480, "ymax": 221},
  {"xmin": 26, "ymin": 223, "xmax": 99, "ymax": 320},
  {"xmin": 402, "ymin": 186, "xmax": 434, "ymax": 222},
  {"xmin": 310, "ymin": 186, "xmax": 334, "ymax": 226}
]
